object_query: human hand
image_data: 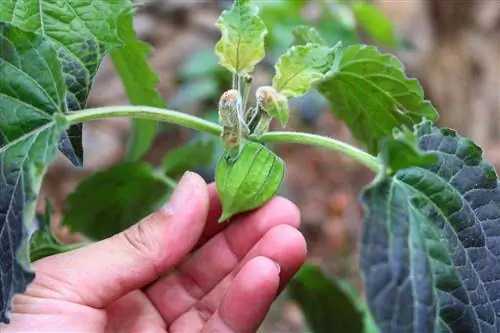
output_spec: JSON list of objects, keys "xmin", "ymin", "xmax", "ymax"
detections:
[{"xmin": 2, "ymin": 172, "xmax": 307, "ymax": 333}]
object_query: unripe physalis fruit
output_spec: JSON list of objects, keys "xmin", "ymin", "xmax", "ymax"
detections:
[
  {"xmin": 256, "ymin": 86, "xmax": 289, "ymax": 126},
  {"xmin": 216, "ymin": 141, "xmax": 286, "ymax": 223}
]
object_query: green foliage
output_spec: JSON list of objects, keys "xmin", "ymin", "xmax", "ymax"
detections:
[
  {"xmin": 162, "ymin": 139, "xmax": 217, "ymax": 180},
  {"xmin": 62, "ymin": 163, "xmax": 173, "ymax": 240},
  {"xmin": 361, "ymin": 120, "xmax": 500, "ymax": 332},
  {"xmin": 0, "ymin": 0, "xmax": 133, "ymax": 166},
  {"xmin": 0, "ymin": 22, "xmax": 70, "ymax": 323},
  {"xmin": 30, "ymin": 201, "xmax": 85, "ymax": 262},
  {"xmin": 216, "ymin": 141, "xmax": 285, "ymax": 222},
  {"xmin": 316, "ymin": 44, "xmax": 438, "ymax": 154},
  {"xmin": 352, "ymin": 2, "xmax": 399, "ymax": 48},
  {"xmin": 273, "ymin": 43, "xmax": 337, "ymax": 98},
  {"xmin": 381, "ymin": 126, "xmax": 439, "ymax": 174},
  {"xmin": 215, "ymin": 0, "xmax": 268, "ymax": 76},
  {"xmin": 111, "ymin": 12, "xmax": 165, "ymax": 161},
  {"xmin": 1, "ymin": 1, "xmax": 499, "ymax": 332},
  {"xmin": 258, "ymin": 0, "xmax": 308, "ymax": 59},
  {"xmin": 289, "ymin": 264, "xmax": 375, "ymax": 333}
]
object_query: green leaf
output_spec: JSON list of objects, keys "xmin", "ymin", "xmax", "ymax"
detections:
[
  {"xmin": 62, "ymin": 162, "xmax": 173, "ymax": 241},
  {"xmin": 30, "ymin": 200, "xmax": 84, "ymax": 262},
  {"xmin": 352, "ymin": 2, "xmax": 399, "ymax": 48},
  {"xmin": 316, "ymin": 44, "xmax": 438, "ymax": 154},
  {"xmin": 0, "ymin": 0, "xmax": 133, "ymax": 165},
  {"xmin": 0, "ymin": 22, "xmax": 68, "ymax": 323},
  {"xmin": 292, "ymin": 25, "xmax": 327, "ymax": 46},
  {"xmin": 215, "ymin": 0, "xmax": 268, "ymax": 75},
  {"xmin": 288, "ymin": 264, "xmax": 369, "ymax": 333},
  {"xmin": 216, "ymin": 141, "xmax": 285, "ymax": 222},
  {"xmin": 111, "ymin": 12, "xmax": 165, "ymax": 161},
  {"xmin": 272, "ymin": 43, "xmax": 336, "ymax": 98},
  {"xmin": 360, "ymin": 120, "xmax": 500, "ymax": 333},
  {"xmin": 162, "ymin": 139, "xmax": 216, "ymax": 180}
]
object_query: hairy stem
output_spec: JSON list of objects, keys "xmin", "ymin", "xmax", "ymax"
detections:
[
  {"xmin": 258, "ymin": 132, "xmax": 381, "ymax": 172},
  {"xmin": 65, "ymin": 106, "xmax": 381, "ymax": 172},
  {"xmin": 65, "ymin": 106, "xmax": 221, "ymax": 136}
]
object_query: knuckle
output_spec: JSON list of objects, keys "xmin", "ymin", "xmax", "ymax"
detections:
[{"xmin": 121, "ymin": 219, "xmax": 162, "ymax": 265}]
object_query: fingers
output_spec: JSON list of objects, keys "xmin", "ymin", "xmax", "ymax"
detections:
[
  {"xmin": 145, "ymin": 197, "xmax": 301, "ymax": 323},
  {"xmin": 194, "ymin": 224, "xmax": 306, "ymax": 315},
  {"xmin": 200, "ymin": 257, "xmax": 280, "ymax": 333},
  {"xmin": 32, "ymin": 172, "xmax": 210, "ymax": 308}
]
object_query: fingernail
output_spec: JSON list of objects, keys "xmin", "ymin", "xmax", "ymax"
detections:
[
  {"xmin": 273, "ymin": 261, "xmax": 281, "ymax": 274},
  {"xmin": 163, "ymin": 171, "xmax": 196, "ymax": 214}
]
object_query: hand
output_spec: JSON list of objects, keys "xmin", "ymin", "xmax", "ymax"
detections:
[{"xmin": 2, "ymin": 172, "xmax": 307, "ymax": 333}]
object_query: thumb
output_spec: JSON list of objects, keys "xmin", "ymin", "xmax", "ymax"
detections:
[{"xmin": 33, "ymin": 172, "xmax": 209, "ymax": 308}]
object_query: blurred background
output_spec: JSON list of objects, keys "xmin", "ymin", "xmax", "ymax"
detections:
[{"xmin": 38, "ymin": 0, "xmax": 499, "ymax": 332}]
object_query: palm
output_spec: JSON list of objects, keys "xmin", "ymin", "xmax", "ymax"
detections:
[{"xmin": 3, "ymin": 179, "xmax": 306, "ymax": 333}]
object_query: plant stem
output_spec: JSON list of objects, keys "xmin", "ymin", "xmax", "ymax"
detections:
[
  {"xmin": 257, "ymin": 132, "xmax": 381, "ymax": 173},
  {"xmin": 65, "ymin": 106, "xmax": 381, "ymax": 172},
  {"xmin": 65, "ymin": 106, "xmax": 221, "ymax": 137}
]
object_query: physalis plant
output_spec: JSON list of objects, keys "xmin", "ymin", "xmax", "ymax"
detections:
[{"xmin": 214, "ymin": 0, "xmax": 337, "ymax": 221}]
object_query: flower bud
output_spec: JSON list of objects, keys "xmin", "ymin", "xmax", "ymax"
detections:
[
  {"xmin": 256, "ymin": 86, "xmax": 289, "ymax": 126},
  {"xmin": 218, "ymin": 89, "xmax": 248, "ymax": 151}
]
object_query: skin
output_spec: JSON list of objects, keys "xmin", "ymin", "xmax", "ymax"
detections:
[{"xmin": 1, "ymin": 172, "xmax": 307, "ymax": 333}]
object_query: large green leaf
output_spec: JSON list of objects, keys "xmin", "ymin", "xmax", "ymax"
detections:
[
  {"xmin": 360, "ymin": 120, "xmax": 500, "ymax": 332},
  {"xmin": 316, "ymin": 45, "xmax": 438, "ymax": 154},
  {"xmin": 62, "ymin": 162, "xmax": 173, "ymax": 240},
  {"xmin": 0, "ymin": 22, "xmax": 68, "ymax": 323},
  {"xmin": 0, "ymin": 0, "xmax": 133, "ymax": 165},
  {"xmin": 215, "ymin": 0, "xmax": 268, "ymax": 76},
  {"xmin": 111, "ymin": 13, "xmax": 165, "ymax": 161}
]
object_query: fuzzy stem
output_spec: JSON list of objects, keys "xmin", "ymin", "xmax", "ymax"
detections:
[
  {"xmin": 65, "ymin": 106, "xmax": 381, "ymax": 172},
  {"xmin": 257, "ymin": 132, "xmax": 381, "ymax": 172},
  {"xmin": 65, "ymin": 106, "xmax": 221, "ymax": 136}
]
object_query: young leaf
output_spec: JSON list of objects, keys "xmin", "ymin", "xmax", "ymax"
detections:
[
  {"xmin": 352, "ymin": 2, "xmax": 399, "ymax": 48},
  {"xmin": 361, "ymin": 120, "xmax": 500, "ymax": 333},
  {"xmin": 111, "ymin": 13, "xmax": 165, "ymax": 161},
  {"xmin": 316, "ymin": 45, "xmax": 438, "ymax": 154},
  {"xmin": 162, "ymin": 139, "xmax": 216, "ymax": 180},
  {"xmin": 215, "ymin": 0, "xmax": 268, "ymax": 76},
  {"xmin": 288, "ymin": 264, "xmax": 367, "ymax": 333},
  {"xmin": 0, "ymin": 23, "xmax": 69, "ymax": 323},
  {"xmin": 62, "ymin": 163, "xmax": 173, "ymax": 240},
  {"xmin": 216, "ymin": 141, "xmax": 285, "ymax": 222},
  {"xmin": 272, "ymin": 43, "xmax": 336, "ymax": 98},
  {"xmin": 0, "ymin": 0, "xmax": 134, "ymax": 165}
]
